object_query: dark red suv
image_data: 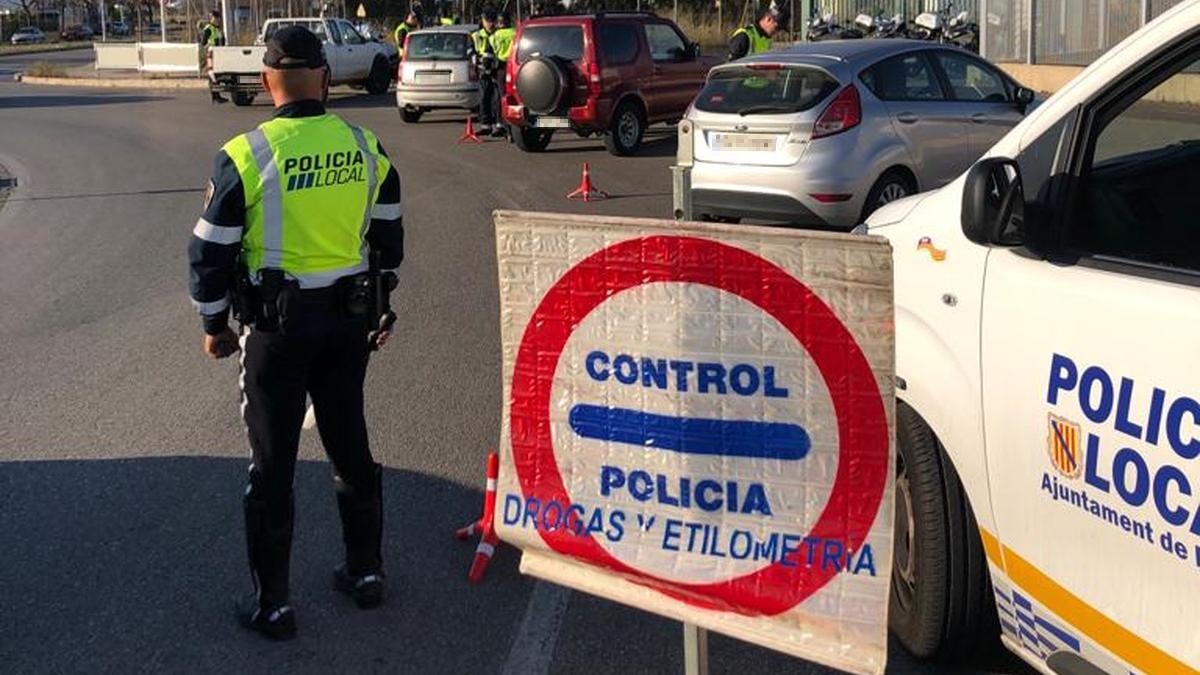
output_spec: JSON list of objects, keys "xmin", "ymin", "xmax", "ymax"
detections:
[{"xmin": 503, "ymin": 12, "xmax": 715, "ymax": 156}]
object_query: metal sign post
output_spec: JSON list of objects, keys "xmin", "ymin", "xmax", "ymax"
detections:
[
  {"xmin": 672, "ymin": 120, "xmax": 694, "ymax": 222},
  {"xmin": 683, "ymin": 623, "xmax": 710, "ymax": 675}
]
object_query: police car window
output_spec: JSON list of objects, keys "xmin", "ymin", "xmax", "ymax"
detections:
[
  {"xmin": 598, "ymin": 22, "xmax": 640, "ymax": 65},
  {"xmin": 934, "ymin": 51, "xmax": 1008, "ymax": 102},
  {"xmin": 340, "ymin": 21, "xmax": 365, "ymax": 44},
  {"xmin": 1072, "ymin": 51, "xmax": 1200, "ymax": 272},
  {"xmin": 861, "ymin": 52, "xmax": 944, "ymax": 101},
  {"xmin": 643, "ymin": 23, "xmax": 686, "ymax": 62}
]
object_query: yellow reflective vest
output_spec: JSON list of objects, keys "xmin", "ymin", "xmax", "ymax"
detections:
[
  {"xmin": 490, "ymin": 26, "xmax": 515, "ymax": 61},
  {"xmin": 730, "ymin": 23, "xmax": 771, "ymax": 56},
  {"xmin": 221, "ymin": 114, "xmax": 391, "ymax": 287}
]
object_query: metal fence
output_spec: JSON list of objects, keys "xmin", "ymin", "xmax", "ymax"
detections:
[{"xmin": 815, "ymin": 0, "xmax": 1187, "ymax": 65}]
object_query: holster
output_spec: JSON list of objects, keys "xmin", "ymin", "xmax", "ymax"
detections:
[{"xmin": 232, "ymin": 267, "xmax": 297, "ymax": 333}]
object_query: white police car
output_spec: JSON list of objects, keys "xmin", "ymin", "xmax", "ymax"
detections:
[{"xmin": 864, "ymin": 1, "xmax": 1200, "ymax": 673}]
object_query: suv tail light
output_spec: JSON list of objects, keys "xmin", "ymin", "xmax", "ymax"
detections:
[
  {"xmin": 506, "ymin": 55, "xmax": 518, "ymax": 97},
  {"xmin": 398, "ymin": 34, "xmax": 411, "ymax": 83},
  {"xmin": 812, "ymin": 84, "xmax": 861, "ymax": 139},
  {"xmin": 588, "ymin": 61, "xmax": 601, "ymax": 97}
]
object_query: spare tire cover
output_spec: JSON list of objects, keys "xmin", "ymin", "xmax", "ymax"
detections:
[{"xmin": 516, "ymin": 56, "xmax": 567, "ymax": 115}]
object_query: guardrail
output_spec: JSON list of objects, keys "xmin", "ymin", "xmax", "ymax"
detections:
[{"xmin": 94, "ymin": 42, "xmax": 201, "ymax": 74}]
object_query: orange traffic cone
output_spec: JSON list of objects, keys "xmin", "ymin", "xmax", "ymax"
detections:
[
  {"xmin": 458, "ymin": 115, "xmax": 484, "ymax": 144},
  {"xmin": 455, "ymin": 452, "xmax": 501, "ymax": 583},
  {"xmin": 566, "ymin": 162, "xmax": 610, "ymax": 202}
]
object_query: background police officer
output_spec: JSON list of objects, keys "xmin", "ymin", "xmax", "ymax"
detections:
[
  {"xmin": 472, "ymin": 7, "xmax": 501, "ymax": 135},
  {"xmin": 485, "ymin": 12, "xmax": 515, "ymax": 138},
  {"xmin": 393, "ymin": 6, "xmax": 422, "ymax": 55},
  {"xmin": 202, "ymin": 10, "xmax": 228, "ymax": 103},
  {"xmin": 728, "ymin": 2, "xmax": 789, "ymax": 61},
  {"xmin": 187, "ymin": 26, "xmax": 404, "ymax": 640}
]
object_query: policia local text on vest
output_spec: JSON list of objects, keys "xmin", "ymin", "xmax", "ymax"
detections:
[{"xmin": 187, "ymin": 26, "xmax": 404, "ymax": 641}]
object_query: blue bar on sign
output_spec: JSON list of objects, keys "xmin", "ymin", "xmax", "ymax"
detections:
[{"xmin": 568, "ymin": 404, "xmax": 810, "ymax": 461}]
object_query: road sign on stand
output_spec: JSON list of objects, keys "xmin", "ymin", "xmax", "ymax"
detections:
[{"xmin": 493, "ymin": 211, "xmax": 895, "ymax": 675}]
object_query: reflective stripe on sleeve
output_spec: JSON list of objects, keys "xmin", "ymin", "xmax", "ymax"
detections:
[
  {"xmin": 191, "ymin": 294, "xmax": 230, "ymax": 315},
  {"xmin": 245, "ymin": 128, "xmax": 284, "ymax": 269},
  {"xmin": 371, "ymin": 202, "xmax": 402, "ymax": 221},
  {"xmin": 192, "ymin": 217, "xmax": 243, "ymax": 245}
]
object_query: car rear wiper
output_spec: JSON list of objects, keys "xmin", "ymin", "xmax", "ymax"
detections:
[{"xmin": 736, "ymin": 104, "xmax": 802, "ymax": 116}]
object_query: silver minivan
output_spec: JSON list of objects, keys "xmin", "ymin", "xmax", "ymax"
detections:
[
  {"xmin": 397, "ymin": 24, "xmax": 481, "ymax": 123},
  {"xmin": 684, "ymin": 40, "xmax": 1034, "ymax": 229}
]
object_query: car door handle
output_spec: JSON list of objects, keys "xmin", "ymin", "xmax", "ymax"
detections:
[
  {"xmin": 971, "ymin": 112, "xmax": 988, "ymax": 124},
  {"xmin": 896, "ymin": 112, "xmax": 918, "ymax": 124}
]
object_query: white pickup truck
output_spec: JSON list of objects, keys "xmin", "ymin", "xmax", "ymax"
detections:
[
  {"xmin": 865, "ymin": 1, "xmax": 1200, "ymax": 674},
  {"xmin": 208, "ymin": 17, "xmax": 398, "ymax": 106}
]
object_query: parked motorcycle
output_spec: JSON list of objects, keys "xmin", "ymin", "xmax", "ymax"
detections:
[
  {"xmin": 943, "ymin": 9, "xmax": 979, "ymax": 52},
  {"xmin": 807, "ymin": 13, "xmax": 864, "ymax": 41},
  {"xmin": 869, "ymin": 13, "xmax": 908, "ymax": 39}
]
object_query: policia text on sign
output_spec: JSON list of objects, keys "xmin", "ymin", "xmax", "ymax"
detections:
[{"xmin": 186, "ymin": 26, "xmax": 403, "ymax": 641}]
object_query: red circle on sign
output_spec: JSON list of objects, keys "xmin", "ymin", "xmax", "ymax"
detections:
[{"xmin": 509, "ymin": 235, "xmax": 889, "ymax": 616}]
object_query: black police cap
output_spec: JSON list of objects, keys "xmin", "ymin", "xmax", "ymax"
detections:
[
  {"xmin": 481, "ymin": 7, "xmax": 498, "ymax": 21},
  {"xmin": 263, "ymin": 25, "xmax": 327, "ymax": 69}
]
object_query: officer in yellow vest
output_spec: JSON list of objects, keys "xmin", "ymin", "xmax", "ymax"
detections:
[
  {"xmin": 728, "ymin": 1, "xmax": 788, "ymax": 61},
  {"xmin": 188, "ymin": 26, "xmax": 404, "ymax": 640},
  {"xmin": 393, "ymin": 7, "xmax": 422, "ymax": 55},
  {"xmin": 487, "ymin": 12, "xmax": 515, "ymax": 137},
  {"xmin": 472, "ymin": 7, "xmax": 501, "ymax": 134},
  {"xmin": 203, "ymin": 10, "xmax": 228, "ymax": 103}
]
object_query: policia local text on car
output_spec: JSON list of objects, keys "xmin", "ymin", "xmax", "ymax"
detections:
[
  {"xmin": 728, "ymin": 1, "xmax": 788, "ymax": 61},
  {"xmin": 187, "ymin": 26, "xmax": 404, "ymax": 640}
]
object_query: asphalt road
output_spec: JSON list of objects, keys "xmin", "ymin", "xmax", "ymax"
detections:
[{"xmin": 0, "ymin": 60, "xmax": 1033, "ymax": 675}]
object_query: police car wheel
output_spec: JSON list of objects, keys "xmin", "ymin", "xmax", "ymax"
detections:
[
  {"xmin": 889, "ymin": 401, "xmax": 998, "ymax": 661},
  {"xmin": 365, "ymin": 57, "xmax": 391, "ymax": 95},
  {"xmin": 232, "ymin": 91, "xmax": 255, "ymax": 106}
]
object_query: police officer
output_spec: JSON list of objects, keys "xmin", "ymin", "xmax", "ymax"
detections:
[
  {"xmin": 393, "ymin": 7, "xmax": 421, "ymax": 55},
  {"xmin": 188, "ymin": 26, "xmax": 404, "ymax": 640},
  {"xmin": 487, "ymin": 12, "xmax": 515, "ymax": 138},
  {"xmin": 472, "ymin": 7, "xmax": 501, "ymax": 134},
  {"xmin": 202, "ymin": 10, "xmax": 228, "ymax": 103},
  {"xmin": 728, "ymin": 1, "xmax": 789, "ymax": 61}
]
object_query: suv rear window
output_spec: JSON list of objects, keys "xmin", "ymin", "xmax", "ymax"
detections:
[
  {"xmin": 406, "ymin": 32, "xmax": 470, "ymax": 59},
  {"xmin": 517, "ymin": 25, "xmax": 584, "ymax": 63},
  {"xmin": 695, "ymin": 65, "xmax": 839, "ymax": 115}
]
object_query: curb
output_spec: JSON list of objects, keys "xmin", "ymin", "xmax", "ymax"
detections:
[
  {"xmin": 18, "ymin": 74, "xmax": 207, "ymax": 89},
  {"xmin": 0, "ymin": 43, "xmax": 95, "ymax": 57}
]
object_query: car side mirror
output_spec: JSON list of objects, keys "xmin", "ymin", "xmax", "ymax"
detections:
[
  {"xmin": 962, "ymin": 157, "xmax": 1025, "ymax": 246},
  {"xmin": 689, "ymin": 41, "xmax": 701, "ymax": 59},
  {"xmin": 1014, "ymin": 85, "xmax": 1035, "ymax": 113}
]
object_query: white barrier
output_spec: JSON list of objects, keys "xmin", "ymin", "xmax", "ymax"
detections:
[
  {"xmin": 138, "ymin": 43, "xmax": 201, "ymax": 73},
  {"xmin": 93, "ymin": 42, "xmax": 201, "ymax": 74},
  {"xmin": 94, "ymin": 43, "xmax": 141, "ymax": 70}
]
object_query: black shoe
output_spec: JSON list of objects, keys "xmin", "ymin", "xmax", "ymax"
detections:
[
  {"xmin": 477, "ymin": 124, "xmax": 494, "ymax": 136},
  {"xmin": 211, "ymin": 94, "xmax": 228, "ymax": 104},
  {"xmin": 334, "ymin": 564, "xmax": 385, "ymax": 609},
  {"xmin": 490, "ymin": 126, "xmax": 507, "ymax": 138},
  {"xmin": 235, "ymin": 593, "xmax": 297, "ymax": 640}
]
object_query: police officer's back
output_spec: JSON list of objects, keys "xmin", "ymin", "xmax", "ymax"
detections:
[{"xmin": 187, "ymin": 26, "xmax": 403, "ymax": 640}]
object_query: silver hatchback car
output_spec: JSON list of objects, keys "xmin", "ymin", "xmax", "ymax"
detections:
[
  {"xmin": 684, "ymin": 40, "xmax": 1034, "ymax": 229},
  {"xmin": 397, "ymin": 24, "xmax": 481, "ymax": 123}
]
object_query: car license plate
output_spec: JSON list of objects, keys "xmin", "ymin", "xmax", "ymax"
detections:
[
  {"xmin": 415, "ymin": 71, "xmax": 451, "ymax": 84},
  {"xmin": 532, "ymin": 116, "xmax": 571, "ymax": 129},
  {"xmin": 711, "ymin": 132, "xmax": 775, "ymax": 152}
]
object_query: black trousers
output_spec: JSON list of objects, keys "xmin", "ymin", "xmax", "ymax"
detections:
[
  {"xmin": 478, "ymin": 73, "xmax": 498, "ymax": 127},
  {"xmin": 239, "ymin": 301, "xmax": 382, "ymax": 610}
]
